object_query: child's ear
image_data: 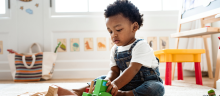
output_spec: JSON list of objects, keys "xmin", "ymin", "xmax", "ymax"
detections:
[{"xmin": 132, "ymin": 22, "xmax": 139, "ymax": 33}]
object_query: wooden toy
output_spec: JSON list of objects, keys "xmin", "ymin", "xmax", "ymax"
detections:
[
  {"xmin": 82, "ymin": 79, "xmax": 112, "ymax": 96},
  {"xmin": 45, "ymin": 85, "xmax": 58, "ymax": 96},
  {"xmin": 18, "ymin": 91, "xmax": 47, "ymax": 96}
]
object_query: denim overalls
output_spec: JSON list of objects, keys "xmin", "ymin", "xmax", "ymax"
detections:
[{"xmin": 91, "ymin": 39, "xmax": 165, "ymax": 96}]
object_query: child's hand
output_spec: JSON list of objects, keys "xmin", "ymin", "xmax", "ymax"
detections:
[{"xmin": 105, "ymin": 79, "xmax": 118, "ymax": 96}]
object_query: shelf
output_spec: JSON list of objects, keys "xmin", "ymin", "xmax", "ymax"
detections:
[{"xmin": 171, "ymin": 27, "xmax": 220, "ymax": 38}]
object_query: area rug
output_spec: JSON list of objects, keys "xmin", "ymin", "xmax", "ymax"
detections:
[{"xmin": 0, "ymin": 80, "xmax": 219, "ymax": 96}]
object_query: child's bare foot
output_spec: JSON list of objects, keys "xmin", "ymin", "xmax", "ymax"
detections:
[{"xmin": 54, "ymin": 85, "xmax": 80, "ymax": 96}]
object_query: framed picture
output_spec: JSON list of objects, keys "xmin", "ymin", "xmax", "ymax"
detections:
[
  {"xmin": 159, "ymin": 37, "xmax": 169, "ymax": 50},
  {"xmin": 147, "ymin": 37, "xmax": 157, "ymax": 50},
  {"xmin": 84, "ymin": 38, "xmax": 93, "ymax": 51},
  {"xmin": 70, "ymin": 38, "xmax": 80, "ymax": 52},
  {"xmin": 97, "ymin": 37, "xmax": 107, "ymax": 51},
  {"xmin": 57, "ymin": 39, "xmax": 67, "ymax": 52}
]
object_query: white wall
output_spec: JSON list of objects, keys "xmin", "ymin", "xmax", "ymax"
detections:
[{"xmin": 0, "ymin": 0, "xmax": 210, "ymax": 80}]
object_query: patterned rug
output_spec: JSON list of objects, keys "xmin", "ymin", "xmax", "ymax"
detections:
[{"xmin": 0, "ymin": 80, "xmax": 219, "ymax": 96}]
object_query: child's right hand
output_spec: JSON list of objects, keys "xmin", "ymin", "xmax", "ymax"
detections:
[{"xmin": 105, "ymin": 79, "xmax": 118, "ymax": 96}]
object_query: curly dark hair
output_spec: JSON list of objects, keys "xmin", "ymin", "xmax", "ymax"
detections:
[{"xmin": 104, "ymin": 0, "xmax": 144, "ymax": 29}]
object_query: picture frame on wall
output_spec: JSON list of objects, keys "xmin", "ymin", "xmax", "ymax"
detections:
[
  {"xmin": 70, "ymin": 38, "xmax": 80, "ymax": 52},
  {"xmin": 84, "ymin": 38, "xmax": 94, "ymax": 51},
  {"xmin": 147, "ymin": 37, "xmax": 157, "ymax": 50},
  {"xmin": 57, "ymin": 39, "xmax": 67, "ymax": 52},
  {"xmin": 97, "ymin": 37, "xmax": 107, "ymax": 51},
  {"xmin": 159, "ymin": 37, "xmax": 169, "ymax": 50}
]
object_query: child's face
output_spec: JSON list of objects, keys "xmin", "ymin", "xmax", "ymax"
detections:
[{"xmin": 106, "ymin": 14, "xmax": 137, "ymax": 46}]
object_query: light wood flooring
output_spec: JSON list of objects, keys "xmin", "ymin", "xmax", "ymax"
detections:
[{"xmin": 0, "ymin": 76, "xmax": 215, "ymax": 88}]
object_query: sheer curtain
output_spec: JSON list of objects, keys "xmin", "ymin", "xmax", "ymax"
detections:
[{"xmin": 179, "ymin": 20, "xmax": 213, "ymax": 72}]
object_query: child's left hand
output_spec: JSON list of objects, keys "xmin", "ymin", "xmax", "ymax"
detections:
[{"xmin": 105, "ymin": 79, "xmax": 118, "ymax": 96}]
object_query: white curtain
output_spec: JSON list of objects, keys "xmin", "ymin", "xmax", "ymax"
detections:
[{"xmin": 179, "ymin": 20, "xmax": 213, "ymax": 72}]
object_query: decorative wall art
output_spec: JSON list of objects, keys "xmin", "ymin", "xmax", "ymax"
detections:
[
  {"xmin": 26, "ymin": 8, "xmax": 33, "ymax": 14},
  {"xmin": 97, "ymin": 37, "xmax": 107, "ymax": 51},
  {"xmin": 35, "ymin": 3, "xmax": 39, "ymax": 7},
  {"xmin": 70, "ymin": 38, "xmax": 80, "ymax": 52},
  {"xmin": 84, "ymin": 38, "xmax": 93, "ymax": 51},
  {"xmin": 57, "ymin": 39, "xmax": 67, "ymax": 52},
  {"xmin": 159, "ymin": 37, "xmax": 169, "ymax": 50},
  {"xmin": 147, "ymin": 37, "xmax": 157, "ymax": 50},
  {"xmin": 20, "ymin": 6, "xmax": 23, "ymax": 10}
]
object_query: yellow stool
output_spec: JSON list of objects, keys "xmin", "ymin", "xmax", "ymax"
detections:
[{"xmin": 154, "ymin": 49, "xmax": 205, "ymax": 85}]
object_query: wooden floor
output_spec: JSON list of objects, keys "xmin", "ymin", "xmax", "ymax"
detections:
[{"xmin": 0, "ymin": 76, "xmax": 215, "ymax": 88}]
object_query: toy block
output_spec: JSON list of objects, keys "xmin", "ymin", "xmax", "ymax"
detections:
[
  {"xmin": 82, "ymin": 92, "xmax": 92, "ymax": 96},
  {"xmin": 93, "ymin": 79, "xmax": 110, "ymax": 95},
  {"xmin": 83, "ymin": 81, "xmax": 94, "ymax": 96},
  {"xmin": 82, "ymin": 79, "xmax": 112, "ymax": 96},
  {"xmin": 85, "ymin": 88, "xmax": 90, "ymax": 93},
  {"xmin": 45, "ymin": 85, "xmax": 58, "ymax": 96},
  {"xmin": 98, "ymin": 92, "xmax": 112, "ymax": 96}
]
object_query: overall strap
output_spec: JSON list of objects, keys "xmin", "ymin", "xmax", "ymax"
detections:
[{"xmin": 128, "ymin": 39, "xmax": 143, "ymax": 53}]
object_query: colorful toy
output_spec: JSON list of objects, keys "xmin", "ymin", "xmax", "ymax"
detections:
[
  {"xmin": 82, "ymin": 79, "xmax": 112, "ymax": 96},
  {"xmin": 45, "ymin": 85, "xmax": 58, "ymax": 96},
  {"xmin": 208, "ymin": 89, "xmax": 216, "ymax": 96}
]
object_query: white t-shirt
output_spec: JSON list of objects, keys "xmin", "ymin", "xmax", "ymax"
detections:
[{"xmin": 110, "ymin": 39, "xmax": 158, "ymax": 68}]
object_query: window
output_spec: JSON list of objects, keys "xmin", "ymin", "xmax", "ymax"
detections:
[
  {"xmin": 0, "ymin": 0, "xmax": 10, "ymax": 17},
  {"xmin": 55, "ymin": 0, "xmax": 88, "ymax": 12},
  {"xmin": 51, "ymin": 0, "xmax": 180, "ymax": 16},
  {"xmin": 0, "ymin": 0, "xmax": 6, "ymax": 14},
  {"xmin": 130, "ymin": 0, "xmax": 162, "ymax": 11},
  {"xmin": 163, "ymin": 0, "xmax": 181, "ymax": 10},
  {"xmin": 89, "ymin": 0, "xmax": 115, "ymax": 12}
]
